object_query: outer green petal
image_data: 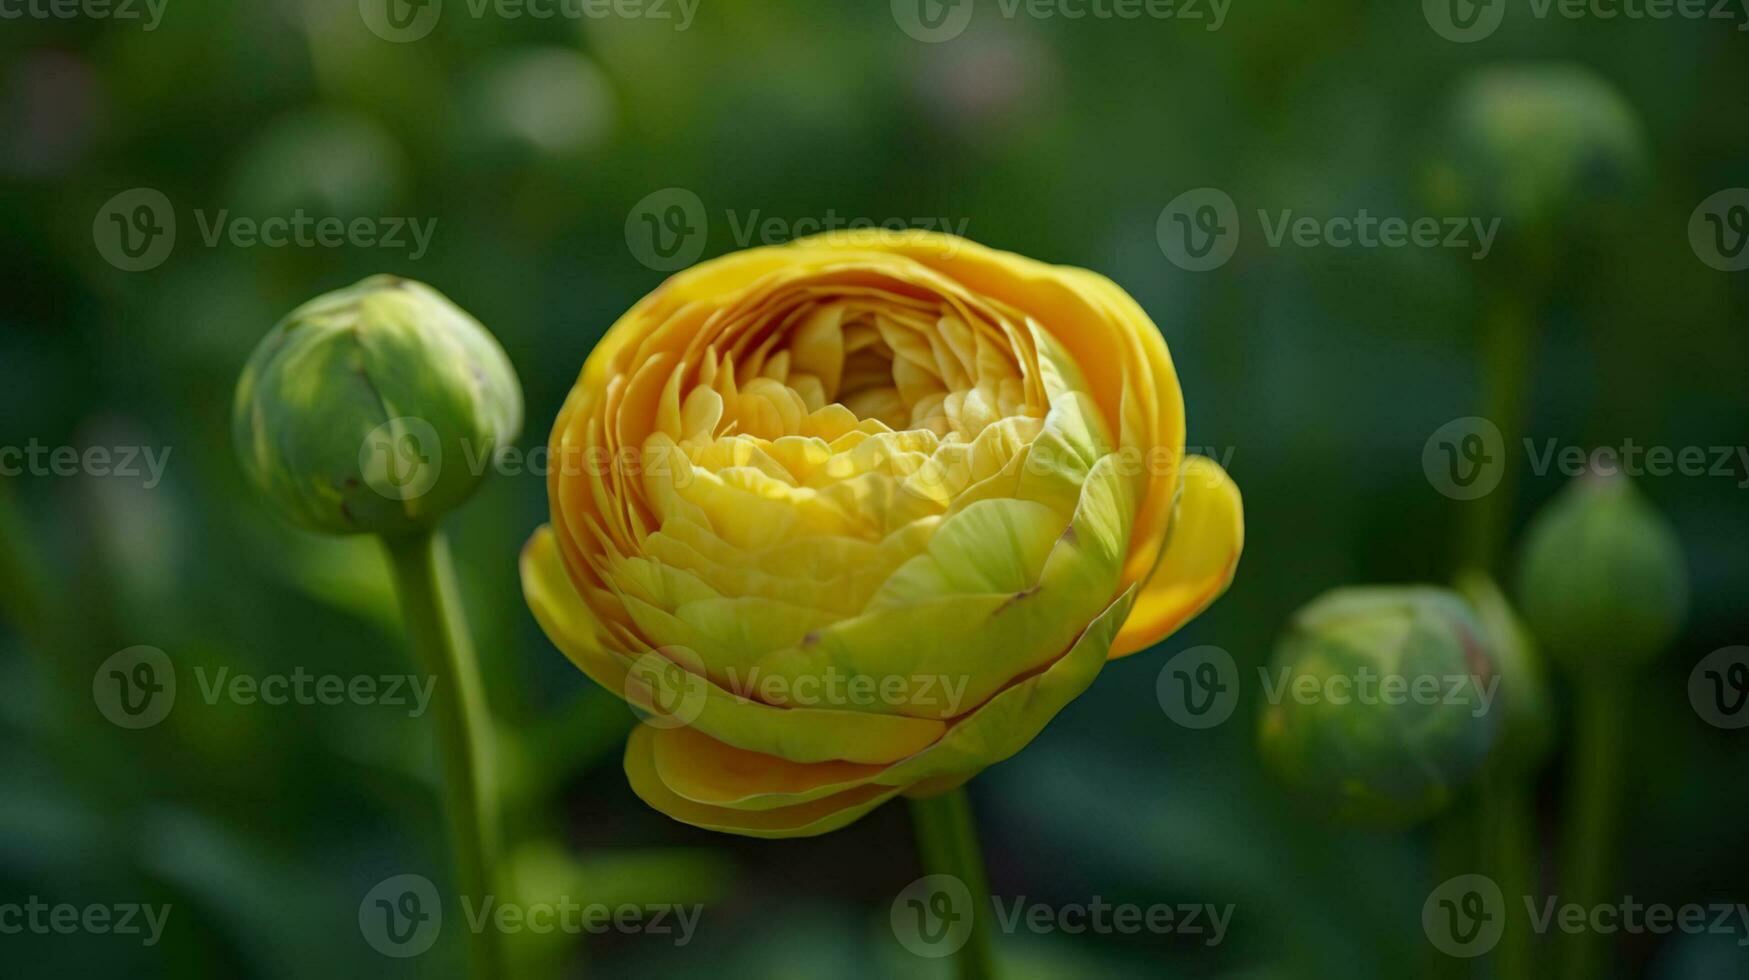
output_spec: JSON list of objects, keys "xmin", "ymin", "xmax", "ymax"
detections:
[{"xmin": 521, "ymin": 525, "xmax": 947, "ymax": 765}]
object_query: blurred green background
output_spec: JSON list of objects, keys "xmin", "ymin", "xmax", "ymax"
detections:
[{"xmin": 2, "ymin": 0, "xmax": 1746, "ymax": 976}]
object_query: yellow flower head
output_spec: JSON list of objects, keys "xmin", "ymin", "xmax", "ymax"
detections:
[{"xmin": 521, "ymin": 231, "xmax": 1242, "ymax": 837}]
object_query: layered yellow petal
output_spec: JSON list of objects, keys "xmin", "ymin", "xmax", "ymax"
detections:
[{"xmin": 520, "ymin": 230, "xmax": 1242, "ymax": 837}]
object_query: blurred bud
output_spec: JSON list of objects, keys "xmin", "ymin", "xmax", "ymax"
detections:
[
  {"xmin": 1455, "ymin": 570, "xmax": 1553, "ymax": 771},
  {"xmin": 232, "ymin": 276, "xmax": 522, "ymax": 536},
  {"xmin": 1258, "ymin": 587, "xmax": 1501, "ymax": 827},
  {"xmin": 229, "ymin": 108, "xmax": 407, "ymax": 218},
  {"xmin": 1516, "ymin": 469, "xmax": 1687, "ymax": 672},
  {"xmin": 1426, "ymin": 64, "xmax": 1647, "ymax": 260},
  {"xmin": 459, "ymin": 48, "xmax": 616, "ymax": 160}
]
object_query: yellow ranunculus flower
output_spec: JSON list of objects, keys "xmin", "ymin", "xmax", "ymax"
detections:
[{"xmin": 521, "ymin": 231, "xmax": 1243, "ymax": 837}]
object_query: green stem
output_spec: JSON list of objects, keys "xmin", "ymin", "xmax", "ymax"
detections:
[
  {"xmin": 908, "ymin": 788, "xmax": 997, "ymax": 980},
  {"xmin": 1461, "ymin": 293, "xmax": 1533, "ymax": 573},
  {"xmin": 383, "ymin": 528, "xmax": 505, "ymax": 980},
  {"xmin": 1560, "ymin": 680, "xmax": 1626, "ymax": 980},
  {"xmin": 1484, "ymin": 768, "xmax": 1538, "ymax": 980},
  {"xmin": 1450, "ymin": 287, "xmax": 1540, "ymax": 980},
  {"xmin": 1429, "ymin": 789, "xmax": 1483, "ymax": 980}
]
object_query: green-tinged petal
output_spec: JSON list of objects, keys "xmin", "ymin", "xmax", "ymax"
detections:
[
  {"xmin": 624, "ymin": 724, "xmax": 903, "ymax": 838},
  {"xmin": 523, "ymin": 527, "xmax": 948, "ymax": 765},
  {"xmin": 624, "ymin": 585, "xmax": 1138, "ymax": 820}
]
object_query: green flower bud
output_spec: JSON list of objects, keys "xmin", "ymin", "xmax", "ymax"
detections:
[
  {"xmin": 232, "ymin": 276, "xmax": 523, "ymax": 536},
  {"xmin": 1455, "ymin": 570, "xmax": 1553, "ymax": 772},
  {"xmin": 1516, "ymin": 471, "xmax": 1687, "ymax": 671},
  {"xmin": 1426, "ymin": 64, "xmax": 1647, "ymax": 259},
  {"xmin": 1258, "ymin": 587, "xmax": 1501, "ymax": 827}
]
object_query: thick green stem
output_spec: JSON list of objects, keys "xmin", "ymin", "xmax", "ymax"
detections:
[
  {"xmin": 383, "ymin": 528, "xmax": 505, "ymax": 980},
  {"xmin": 1560, "ymin": 680, "xmax": 1626, "ymax": 980},
  {"xmin": 908, "ymin": 788, "xmax": 997, "ymax": 980}
]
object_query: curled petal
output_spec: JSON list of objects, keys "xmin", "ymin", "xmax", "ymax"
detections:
[{"xmin": 1110, "ymin": 455, "xmax": 1245, "ymax": 659}]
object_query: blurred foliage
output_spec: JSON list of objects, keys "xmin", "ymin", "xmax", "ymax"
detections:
[{"xmin": 1, "ymin": 1, "xmax": 1747, "ymax": 977}]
